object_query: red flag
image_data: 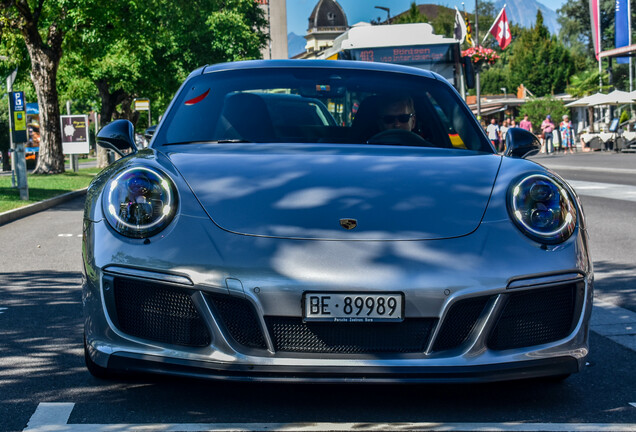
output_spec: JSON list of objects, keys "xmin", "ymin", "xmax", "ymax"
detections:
[{"xmin": 489, "ymin": 8, "xmax": 512, "ymax": 49}]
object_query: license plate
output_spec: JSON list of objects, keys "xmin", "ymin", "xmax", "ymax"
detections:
[{"xmin": 303, "ymin": 292, "xmax": 404, "ymax": 322}]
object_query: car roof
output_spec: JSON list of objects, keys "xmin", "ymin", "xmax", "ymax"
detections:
[{"xmin": 197, "ymin": 59, "xmax": 440, "ymax": 81}]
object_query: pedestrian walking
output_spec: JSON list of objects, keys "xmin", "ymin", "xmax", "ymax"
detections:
[
  {"xmin": 499, "ymin": 118, "xmax": 509, "ymax": 152},
  {"xmin": 559, "ymin": 114, "xmax": 575, "ymax": 154},
  {"xmin": 540, "ymin": 115, "xmax": 555, "ymax": 154},
  {"xmin": 486, "ymin": 118, "xmax": 501, "ymax": 152},
  {"xmin": 519, "ymin": 114, "xmax": 533, "ymax": 132}
]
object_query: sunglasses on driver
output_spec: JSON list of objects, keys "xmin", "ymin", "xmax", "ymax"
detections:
[{"xmin": 381, "ymin": 113, "xmax": 414, "ymax": 124}]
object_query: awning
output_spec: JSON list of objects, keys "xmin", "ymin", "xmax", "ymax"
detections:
[
  {"xmin": 591, "ymin": 90, "xmax": 634, "ymax": 106},
  {"xmin": 26, "ymin": 103, "xmax": 39, "ymax": 115},
  {"xmin": 565, "ymin": 93, "xmax": 604, "ymax": 107}
]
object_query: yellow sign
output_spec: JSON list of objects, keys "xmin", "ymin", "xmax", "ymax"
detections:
[
  {"xmin": 14, "ymin": 112, "xmax": 26, "ymax": 131},
  {"xmin": 134, "ymin": 98, "xmax": 150, "ymax": 111}
]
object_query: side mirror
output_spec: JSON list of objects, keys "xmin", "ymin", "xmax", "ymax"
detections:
[
  {"xmin": 144, "ymin": 125, "xmax": 157, "ymax": 141},
  {"xmin": 504, "ymin": 127, "xmax": 541, "ymax": 159},
  {"xmin": 97, "ymin": 119, "xmax": 137, "ymax": 157},
  {"xmin": 462, "ymin": 56, "xmax": 475, "ymax": 89}
]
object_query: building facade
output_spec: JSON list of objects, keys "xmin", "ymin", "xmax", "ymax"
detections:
[
  {"xmin": 257, "ymin": 0, "xmax": 289, "ymax": 60},
  {"xmin": 300, "ymin": 0, "xmax": 348, "ymax": 59}
]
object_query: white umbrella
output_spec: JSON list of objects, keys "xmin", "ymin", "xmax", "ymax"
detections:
[
  {"xmin": 631, "ymin": 90, "xmax": 636, "ymax": 100},
  {"xmin": 590, "ymin": 90, "xmax": 634, "ymax": 106},
  {"xmin": 564, "ymin": 93, "xmax": 604, "ymax": 107}
]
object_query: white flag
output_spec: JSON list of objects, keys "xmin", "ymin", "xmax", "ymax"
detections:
[{"xmin": 454, "ymin": 7, "xmax": 467, "ymax": 44}]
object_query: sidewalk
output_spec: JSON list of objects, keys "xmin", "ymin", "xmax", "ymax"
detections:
[
  {"xmin": 0, "ymin": 188, "xmax": 87, "ymax": 226},
  {"xmin": 0, "ymin": 160, "xmax": 96, "ymax": 226}
]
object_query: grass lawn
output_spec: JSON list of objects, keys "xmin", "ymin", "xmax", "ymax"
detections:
[{"xmin": 0, "ymin": 168, "xmax": 101, "ymax": 213}]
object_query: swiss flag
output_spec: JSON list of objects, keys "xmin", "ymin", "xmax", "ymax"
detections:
[{"xmin": 490, "ymin": 8, "xmax": 512, "ymax": 49}]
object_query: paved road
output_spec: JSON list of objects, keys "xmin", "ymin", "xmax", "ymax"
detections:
[{"xmin": 1, "ymin": 151, "xmax": 635, "ymax": 431}]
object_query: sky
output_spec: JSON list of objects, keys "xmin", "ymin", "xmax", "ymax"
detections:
[{"xmin": 287, "ymin": 0, "xmax": 568, "ymax": 36}]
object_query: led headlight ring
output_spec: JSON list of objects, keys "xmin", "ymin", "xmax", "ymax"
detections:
[
  {"xmin": 103, "ymin": 166, "xmax": 178, "ymax": 238},
  {"xmin": 508, "ymin": 174, "xmax": 577, "ymax": 245}
]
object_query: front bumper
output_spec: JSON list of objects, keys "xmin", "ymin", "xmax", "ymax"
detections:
[
  {"xmin": 105, "ymin": 352, "xmax": 581, "ymax": 383},
  {"xmin": 83, "ymin": 265, "xmax": 592, "ymax": 383}
]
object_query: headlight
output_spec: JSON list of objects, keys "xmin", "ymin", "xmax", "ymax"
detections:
[
  {"xmin": 102, "ymin": 166, "xmax": 178, "ymax": 238},
  {"xmin": 508, "ymin": 174, "xmax": 577, "ymax": 244}
]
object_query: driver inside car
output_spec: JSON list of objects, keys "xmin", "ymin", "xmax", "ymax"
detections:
[{"xmin": 377, "ymin": 96, "xmax": 417, "ymax": 132}]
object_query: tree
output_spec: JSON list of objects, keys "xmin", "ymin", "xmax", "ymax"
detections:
[
  {"xmin": 0, "ymin": 1, "xmax": 94, "ymax": 174},
  {"xmin": 508, "ymin": 11, "xmax": 574, "ymax": 96},
  {"xmin": 57, "ymin": 0, "xmax": 268, "ymax": 168},
  {"xmin": 518, "ymin": 98, "xmax": 568, "ymax": 131},
  {"xmin": 0, "ymin": 96, "xmax": 9, "ymax": 171},
  {"xmin": 393, "ymin": 2, "xmax": 428, "ymax": 24}
]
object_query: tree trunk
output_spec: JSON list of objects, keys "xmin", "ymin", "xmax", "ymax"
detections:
[
  {"xmin": 96, "ymin": 80, "xmax": 127, "ymax": 169},
  {"xmin": 27, "ymin": 43, "xmax": 64, "ymax": 174},
  {"xmin": 1, "ymin": 150, "xmax": 9, "ymax": 171}
]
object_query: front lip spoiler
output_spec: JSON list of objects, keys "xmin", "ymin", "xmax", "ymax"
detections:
[{"xmin": 107, "ymin": 352, "xmax": 581, "ymax": 384}]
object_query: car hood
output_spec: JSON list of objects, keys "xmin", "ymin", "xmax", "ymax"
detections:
[{"xmin": 167, "ymin": 144, "xmax": 501, "ymax": 240}]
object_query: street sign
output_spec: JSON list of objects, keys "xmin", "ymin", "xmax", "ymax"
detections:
[
  {"xmin": 60, "ymin": 115, "xmax": 90, "ymax": 154},
  {"xmin": 9, "ymin": 92, "xmax": 27, "ymax": 143},
  {"xmin": 134, "ymin": 98, "xmax": 150, "ymax": 111}
]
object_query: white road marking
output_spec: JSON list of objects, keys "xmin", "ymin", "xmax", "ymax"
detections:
[
  {"xmin": 630, "ymin": 403, "xmax": 636, "ymax": 408},
  {"xmin": 25, "ymin": 403, "xmax": 74, "ymax": 430},
  {"xmin": 0, "ymin": 307, "xmax": 7, "ymax": 314},
  {"xmin": 21, "ymin": 404, "xmax": 636, "ymax": 432},
  {"xmin": 567, "ymin": 180, "xmax": 636, "ymax": 203},
  {"xmin": 547, "ymin": 165, "xmax": 636, "ymax": 176},
  {"xmin": 57, "ymin": 234, "xmax": 74, "ymax": 237}
]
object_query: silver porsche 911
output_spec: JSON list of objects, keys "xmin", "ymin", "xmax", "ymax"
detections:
[{"xmin": 83, "ymin": 60, "xmax": 592, "ymax": 383}]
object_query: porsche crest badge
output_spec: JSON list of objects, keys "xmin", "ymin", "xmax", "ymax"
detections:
[{"xmin": 339, "ymin": 218, "xmax": 358, "ymax": 230}]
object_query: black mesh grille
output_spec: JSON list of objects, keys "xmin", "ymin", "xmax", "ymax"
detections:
[
  {"xmin": 207, "ymin": 295, "xmax": 267, "ymax": 350},
  {"xmin": 266, "ymin": 317, "xmax": 437, "ymax": 354},
  {"xmin": 113, "ymin": 277, "xmax": 211, "ymax": 347},
  {"xmin": 432, "ymin": 296, "xmax": 491, "ymax": 352},
  {"xmin": 488, "ymin": 284, "xmax": 577, "ymax": 350}
]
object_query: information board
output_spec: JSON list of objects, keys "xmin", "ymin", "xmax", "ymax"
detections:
[
  {"xmin": 10, "ymin": 92, "xmax": 28, "ymax": 143},
  {"xmin": 60, "ymin": 115, "xmax": 90, "ymax": 154}
]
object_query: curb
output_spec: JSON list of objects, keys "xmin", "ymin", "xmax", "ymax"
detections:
[{"xmin": 0, "ymin": 188, "xmax": 88, "ymax": 227}]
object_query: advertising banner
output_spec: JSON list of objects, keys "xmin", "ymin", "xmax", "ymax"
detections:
[
  {"xmin": 615, "ymin": 0, "xmax": 631, "ymax": 64},
  {"xmin": 60, "ymin": 115, "xmax": 90, "ymax": 154},
  {"xmin": 589, "ymin": 0, "xmax": 601, "ymax": 60}
]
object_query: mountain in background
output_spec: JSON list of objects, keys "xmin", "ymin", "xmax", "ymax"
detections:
[
  {"xmin": 288, "ymin": 32, "xmax": 306, "ymax": 58},
  {"xmin": 495, "ymin": 0, "xmax": 560, "ymax": 35}
]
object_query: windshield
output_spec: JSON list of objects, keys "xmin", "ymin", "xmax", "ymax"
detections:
[{"xmin": 153, "ymin": 67, "xmax": 491, "ymax": 153}]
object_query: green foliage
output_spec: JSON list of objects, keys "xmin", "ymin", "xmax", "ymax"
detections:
[
  {"xmin": 480, "ymin": 67, "xmax": 511, "ymax": 94},
  {"xmin": 207, "ymin": 0, "xmax": 269, "ymax": 61},
  {"xmin": 619, "ymin": 110, "xmax": 630, "ymax": 124},
  {"xmin": 0, "ymin": 97, "xmax": 9, "ymax": 152},
  {"xmin": 429, "ymin": 7, "xmax": 454, "ymax": 38},
  {"xmin": 566, "ymin": 69, "xmax": 610, "ymax": 97},
  {"xmin": 2, "ymin": 0, "xmax": 269, "ymax": 142},
  {"xmin": 518, "ymin": 98, "xmax": 568, "ymax": 131},
  {"xmin": 0, "ymin": 168, "xmax": 99, "ymax": 212},
  {"xmin": 393, "ymin": 2, "xmax": 428, "ymax": 24},
  {"xmin": 507, "ymin": 10, "xmax": 574, "ymax": 96}
]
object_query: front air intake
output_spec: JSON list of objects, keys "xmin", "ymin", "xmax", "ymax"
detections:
[
  {"xmin": 113, "ymin": 277, "xmax": 211, "ymax": 347},
  {"xmin": 488, "ymin": 284, "xmax": 579, "ymax": 350}
]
